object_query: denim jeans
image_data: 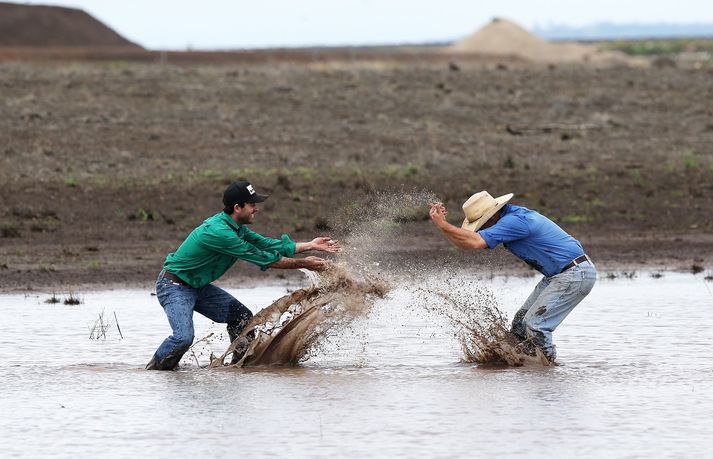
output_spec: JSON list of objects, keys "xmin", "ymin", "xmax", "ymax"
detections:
[
  {"xmin": 147, "ymin": 271, "xmax": 253, "ymax": 370},
  {"xmin": 510, "ymin": 260, "xmax": 597, "ymax": 360}
]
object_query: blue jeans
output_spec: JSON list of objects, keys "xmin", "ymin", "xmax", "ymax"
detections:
[
  {"xmin": 147, "ymin": 271, "xmax": 253, "ymax": 370},
  {"xmin": 510, "ymin": 260, "xmax": 597, "ymax": 360}
]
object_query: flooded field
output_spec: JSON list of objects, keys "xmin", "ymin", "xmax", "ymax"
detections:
[{"xmin": 2, "ymin": 272, "xmax": 712, "ymax": 458}]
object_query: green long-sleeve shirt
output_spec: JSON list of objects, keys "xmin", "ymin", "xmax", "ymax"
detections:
[{"xmin": 163, "ymin": 212, "xmax": 296, "ymax": 288}]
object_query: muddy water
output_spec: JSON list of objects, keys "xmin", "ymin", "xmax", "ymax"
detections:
[{"xmin": 2, "ymin": 273, "xmax": 712, "ymax": 458}]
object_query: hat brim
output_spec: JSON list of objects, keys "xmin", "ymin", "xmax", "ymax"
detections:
[
  {"xmin": 461, "ymin": 193, "xmax": 513, "ymax": 232},
  {"xmin": 246, "ymin": 193, "xmax": 268, "ymax": 203}
]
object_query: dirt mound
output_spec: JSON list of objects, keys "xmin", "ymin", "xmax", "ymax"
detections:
[
  {"xmin": 0, "ymin": 2, "xmax": 141, "ymax": 48},
  {"xmin": 451, "ymin": 18, "xmax": 631, "ymax": 65}
]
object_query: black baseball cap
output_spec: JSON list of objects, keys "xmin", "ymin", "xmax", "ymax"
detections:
[{"xmin": 223, "ymin": 181, "xmax": 268, "ymax": 208}]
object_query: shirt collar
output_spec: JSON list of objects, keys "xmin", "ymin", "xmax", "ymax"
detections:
[{"xmin": 218, "ymin": 211, "xmax": 242, "ymax": 231}]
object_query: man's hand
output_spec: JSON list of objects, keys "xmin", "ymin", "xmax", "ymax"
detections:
[
  {"xmin": 429, "ymin": 203, "xmax": 448, "ymax": 227},
  {"xmin": 428, "ymin": 202, "xmax": 488, "ymax": 250},
  {"xmin": 296, "ymin": 237, "xmax": 342, "ymax": 254},
  {"xmin": 268, "ymin": 255, "xmax": 330, "ymax": 271},
  {"xmin": 309, "ymin": 237, "xmax": 342, "ymax": 253},
  {"xmin": 301, "ymin": 256, "xmax": 330, "ymax": 272}
]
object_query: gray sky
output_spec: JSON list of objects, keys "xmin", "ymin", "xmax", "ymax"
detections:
[{"xmin": 14, "ymin": 0, "xmax": 713, "ymax": 49}]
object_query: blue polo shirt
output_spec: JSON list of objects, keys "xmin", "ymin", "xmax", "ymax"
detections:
[{"xmin": 478, "ymin": 204, "xmax": 585, "ymax": 277}]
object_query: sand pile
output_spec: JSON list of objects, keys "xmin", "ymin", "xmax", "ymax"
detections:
[
  {"xmin": 451, "ymin": 18, "xmax": 630, "ymax": 65},
  {"xmin": 0, "ymin": 2, "xmax": 140, "ymax": 48}
]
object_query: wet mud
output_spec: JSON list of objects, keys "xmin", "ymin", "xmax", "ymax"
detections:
[
  {"xmin": 1, "ymin": 61, "xmax": 712, "ymax": 291},
  {"xmin": 419, "ymin": 281, "xmax": 553, "ymax": 366},
  {"xmin": 211, "ymin": 264, "xmax": 389, "ymax": 367},
  {"xmin": 415, "ymin": 279, "xmax": 551, "ymax": 366}
]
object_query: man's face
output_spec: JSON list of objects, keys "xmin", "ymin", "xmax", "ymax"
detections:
[
  {"xmin": 480, "ymin": 211, "xmax": 502, "ymax": 230},
  {"xmin": 235, "ymin": 202, "xmax": 258, "ymax": 224}
]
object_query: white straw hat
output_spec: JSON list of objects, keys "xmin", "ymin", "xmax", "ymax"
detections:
[{"xmin": 461, "ymin": 191, "xmax": 514, "ymax": 231}]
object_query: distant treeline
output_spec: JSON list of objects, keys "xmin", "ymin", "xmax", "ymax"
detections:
[
  {"xmin": 533, "ymin": 22, "xmax": 713, "ymax": 41},
  {"xmin": 598, "ymin": 38, "xmax": 713, "ymax": 56}
]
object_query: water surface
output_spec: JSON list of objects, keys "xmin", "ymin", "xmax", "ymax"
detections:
[{"xmin": 2, "ymin": 273, "xmax": 712, "ymax": 458}]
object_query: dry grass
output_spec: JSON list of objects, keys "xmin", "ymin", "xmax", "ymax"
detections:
[{"xmin": 88, "ymin": 310, "xmax": 123, "ymax": 340}]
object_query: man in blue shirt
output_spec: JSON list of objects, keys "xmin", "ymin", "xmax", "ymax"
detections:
[{"xmin": 429, "ymin": 191, "xmax": 597, "ymax": 362}]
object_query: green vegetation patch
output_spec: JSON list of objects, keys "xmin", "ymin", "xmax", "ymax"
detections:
[
  {"xmin": 380, "ymin": 163, "xmax": 420, "ymax": 178},
  {"xmin": 64, "ymin": 176, "xmax": 80, "ymax": 187},
  {"xmin": 598, "ymin": 38, "xmax": 713, "ymax": 56},
  {"xmin": 562, "ymin": 214, "xmax": 590, "ymax": 224},
  {"xmin": 0, "ymin": 223, "xmax": 21, "ymax": 238}
]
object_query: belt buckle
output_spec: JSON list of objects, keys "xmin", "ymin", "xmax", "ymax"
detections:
[
  {"xmin": 171, "ymin": 278, "xmax": 185, "ymax": 286},
  {"xmin": 161, "ymin": 270, "xmax": 184, "ymax": 286}
]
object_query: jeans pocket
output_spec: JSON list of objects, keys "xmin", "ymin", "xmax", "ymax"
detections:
[
  {"xmin": 553, "ymin": 267, "xmax": 575, "ymax": 283},
  {"xmin": 156, "ymin": 280, "xmax": 176, "ymax": 306},
  {"xmin": 578, "ymin": 268, "xmax": 596, "ymax": 296}
]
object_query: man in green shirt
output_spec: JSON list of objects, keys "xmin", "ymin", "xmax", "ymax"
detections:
[{"xmin": 146, "ymin": 180, "xmax": 340, "ymax": 370}]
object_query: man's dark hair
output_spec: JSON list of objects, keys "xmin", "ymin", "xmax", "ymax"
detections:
[
  {"xmin": 223, "ymin": 181, "xmax": 268, "ymax": 214},
  {"xmin": 223, "ymin": 202, "xmax": 245, "ymax": 215}
]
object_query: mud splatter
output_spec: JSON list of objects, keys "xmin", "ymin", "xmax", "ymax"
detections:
[
  {"xmin": 213, "ymin": 190, "xmax": 550, "ymax": 368},
  {"xmin": 411, "ymin": 274, "xmax": 552, "ymax": 367},
  {"xmin": 213, "ymin": 190, "xmax": 436, "ymax": 368},
  {"xmin": 331, "ymin": 188, "xmax": 440, "ymax": 276},
  {"xmin": 212, "ymin": 264, "xmax": 389, "ymax": 367}
]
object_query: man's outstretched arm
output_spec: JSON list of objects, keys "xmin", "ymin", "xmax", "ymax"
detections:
[
  {"xmin": 429, "ymin": 203, "xmax": 488, "ymax": 250},
  {"xmin": 268, "ymin": 256, "xmax": 329, "ymax": 271},
  {"xmin": 295, "ymin": 237, "xmax": 341, "ymax": 254}
]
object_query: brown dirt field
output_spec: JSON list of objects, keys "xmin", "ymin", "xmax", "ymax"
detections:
[{"xmin": 1, "ymin": 56, "xmax": 712, "ymax": 292}]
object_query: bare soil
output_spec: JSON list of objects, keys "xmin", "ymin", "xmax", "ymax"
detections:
[{"xmin": 1, "ymin": 56, "xmax": 712, "ymax": 292}]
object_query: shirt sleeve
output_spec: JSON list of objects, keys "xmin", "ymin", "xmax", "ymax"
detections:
[
  {"xmin": 240, "ymin": 227, "xmax": 297, "ymax": 257},
  {"xmin": 199, "ymin": 227, "xmax": 286, "ymax": 271},
  {"xmin": 478, "ymin": 214, "xmax": 531, "ymax": 249}
]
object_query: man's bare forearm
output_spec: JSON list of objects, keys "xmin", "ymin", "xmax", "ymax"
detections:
[
  {"xmin": 267, "ymin": 255, "xmax": 326, "ymax": 271},
  {"xmin": 436, "ymin": 221, "xmax": 487, "ymax": 250},
  {"xmin": 294, "ymin": 242, "xmax": 312, "ymax": 254},
  {"xmin": 268, "ymin": 257, "xmax": 306, "ymax": 269},
  {"xmin": 294, "ymin": 237, "xmax": 340, "ymax": 254}
]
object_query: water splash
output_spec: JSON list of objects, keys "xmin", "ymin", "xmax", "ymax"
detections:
[
  {"xmin": 212, "ymin": 264, "xmax": 389, "ymax": 367},
  {"xmin": 212, "ymin": 190, "xmax": 441, "ymax": 369},
  {"xmin": 214, "ymin": 189, "xmax": 550, "ymax": 368},
  {"xmin": 412, "ymin": 274, "xmax": 551, "ymax": 366}
]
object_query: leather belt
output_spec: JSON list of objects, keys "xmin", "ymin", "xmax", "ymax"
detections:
[
  {"xmin": 561, "ymin": 255, "xmax": 590, "ymax": 273},
  {"xmin": 162, "ymin": 270, "xmax": 189, "ymax": 286}
]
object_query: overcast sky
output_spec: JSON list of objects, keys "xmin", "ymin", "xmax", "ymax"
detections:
[{"xmin": 14, "ymin": 0, "xmax": 713, "ymax": 49}]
